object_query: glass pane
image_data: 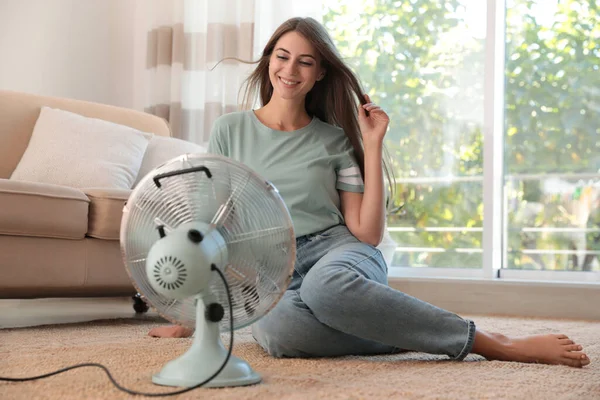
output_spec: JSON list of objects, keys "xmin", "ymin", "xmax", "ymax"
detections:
[
  {"xmin": 504, "ymin": 0, "xmax": 600, "ymax": 272},
  {"xmin": 323, "ymin": 0, "xmax": 486, "ymax": 268}
]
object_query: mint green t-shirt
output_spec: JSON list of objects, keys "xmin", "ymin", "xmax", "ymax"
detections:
[{"xmin": 208, "ymin": 110, "xmax": 364, "ymax": 237}]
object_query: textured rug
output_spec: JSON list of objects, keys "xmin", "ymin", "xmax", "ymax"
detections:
[{"xmin": 0, "ymin": 315, "xmax": 599, "ymax": 400}]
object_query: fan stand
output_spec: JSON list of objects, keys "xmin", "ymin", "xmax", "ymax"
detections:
[{"xmin": 152, "ymin": 294, "xmax": 261, "ymax": 388}]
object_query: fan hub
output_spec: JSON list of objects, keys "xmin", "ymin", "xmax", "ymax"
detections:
[
  {"xmin": 146, "ymin": 221, "xmax": 228, "ymax": 299},
  {"xmin": 153, "ymin": 255, "xmax": 187, "ymax": 288}
]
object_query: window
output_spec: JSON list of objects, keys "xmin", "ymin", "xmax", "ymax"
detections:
[
  {"xmin": 323, "ymin": 0, "xmax": 600, "ymax": 281},
  {"xmin": 503, "ymin": 0, "xmax": 600, "ymax": 279}
]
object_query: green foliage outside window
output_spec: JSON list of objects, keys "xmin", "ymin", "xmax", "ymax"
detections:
[{"xmin": 323, "ymin": 0, "xmax": 600, "ymax": 270}]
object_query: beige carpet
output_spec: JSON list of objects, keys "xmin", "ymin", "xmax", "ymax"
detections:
[{"xmin": 0, "ymin": 315, "xmax": 599, "ymax": 400}]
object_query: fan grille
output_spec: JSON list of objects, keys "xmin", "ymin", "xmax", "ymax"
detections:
[{"xmin": 120, "ymin": 154, "xmax": 296, "ymax": 332}]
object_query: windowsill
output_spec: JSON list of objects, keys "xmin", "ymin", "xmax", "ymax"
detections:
[
  {"xmin": 387, "ymin": 266, "xmax": 600, "ymax": 283},
  {"xmin": 388, "ymin": 276, "xmax": 600, "ymax": 321}
]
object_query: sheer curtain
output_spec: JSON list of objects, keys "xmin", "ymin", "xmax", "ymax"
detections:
[
  {"xmin": 136, "ymin": 0, "xmax": 255, "ymax": 144},
  {"xmin": 253, "ymin": 0, "xmax": 323, "ymax": 58}
]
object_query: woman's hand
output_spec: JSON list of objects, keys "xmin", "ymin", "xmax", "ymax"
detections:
[{"xmin": 358, "ymin": 94, "xmax": 390, "ymax": 146}]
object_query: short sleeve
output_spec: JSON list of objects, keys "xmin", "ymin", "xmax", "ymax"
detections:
[
  {"xmin": 336, "ymin": 143, "xmax": 364, "ymax": 193},
  {"xmin": 207, "ymin": 118, "xmax": 228, "ymax": 157}
]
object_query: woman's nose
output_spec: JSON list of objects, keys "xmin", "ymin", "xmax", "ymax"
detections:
[{"xmin": 284, "ymin": 61, "xmax": 299, "ymax": 76}]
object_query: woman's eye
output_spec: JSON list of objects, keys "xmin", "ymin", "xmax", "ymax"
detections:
[{"xmin": 275, "ymin": 55, "xmax": 312, "ymax": 66}]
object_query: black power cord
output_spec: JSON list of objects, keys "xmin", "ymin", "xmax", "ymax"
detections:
[{"xmin": 0, "ymin": 265, "xmax": 234, "ymax": 397}]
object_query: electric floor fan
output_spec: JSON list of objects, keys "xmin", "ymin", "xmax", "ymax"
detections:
[{"xmin": 120, "ymin": 153, "xmax": 296, "ymax": 388}]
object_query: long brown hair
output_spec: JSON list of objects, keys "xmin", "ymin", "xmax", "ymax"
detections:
[{"xmin": 236, "ymin": 17, "xmax": 396, "ymax": 209}]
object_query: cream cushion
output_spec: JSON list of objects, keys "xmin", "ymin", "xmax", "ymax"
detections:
[
  {"xmin": 134, "ymin": 136, "xmax": 206, "ymax": 186},
  {"xmin": 84, "ymin": 188, "xmax": 131, "ymax": 240},
  {"xmin": 10, "ymin": 107, "xmax": 151, "ymax": 189},
  {"xmin": 0, "ymin": 178, "xmax": 89, "ymax": 239}
]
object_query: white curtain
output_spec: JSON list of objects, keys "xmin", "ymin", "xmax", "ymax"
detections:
[
  {"xmin": 135, "ymin": 0, "xmax": 256, "ymax": 145},
  {"xmin": 253, "ymin": 0, "xmax": 323, "ymax": 58}
]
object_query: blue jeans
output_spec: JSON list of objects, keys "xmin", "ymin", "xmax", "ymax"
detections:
[{"xmin": 251, "ymin": 224, "xmax": 476, "ymax": 360}]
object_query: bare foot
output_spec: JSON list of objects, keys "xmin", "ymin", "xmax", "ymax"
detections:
[
  {"xmin": 473, "ymin": 330, "xmax": 591, "ymax": 368},
  {"xmin": 148, "ymin": 325, "xmax": 194, "ymax": 338}
]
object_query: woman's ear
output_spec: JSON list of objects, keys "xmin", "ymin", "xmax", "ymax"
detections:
[{"xmin": 317, "ymin": 69, "xmax": 326, "ymax": 81}]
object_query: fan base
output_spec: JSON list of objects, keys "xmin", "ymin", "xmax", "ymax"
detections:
[
  {"xmin": 152, "ymin": 354, "xmax": 261, "ymax": 388},
  {"xmin": 151, "ymin": 294, "xmax": 262, "ymax": 388}
]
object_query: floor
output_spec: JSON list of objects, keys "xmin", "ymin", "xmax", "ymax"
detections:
[
  {"xmin": 0, "ymin": 297, "xmax": 162, "ymax": 329},
  {"xmin": 2, "ymin": 298, "xmax": 599, "ymax": 400}
]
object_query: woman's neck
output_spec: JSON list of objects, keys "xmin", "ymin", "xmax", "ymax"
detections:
[{"xmin": 256, "ymin": 98, "xmax": 311, "ymax": 132}]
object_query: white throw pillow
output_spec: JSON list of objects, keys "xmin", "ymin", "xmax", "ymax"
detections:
[
  {"xmin": 10, "ymin": 107, "xmax": 151, "ymax": 190},
  {"xmin": 134, "ymin": 136, "xmax": 207, "ymax": 187}
]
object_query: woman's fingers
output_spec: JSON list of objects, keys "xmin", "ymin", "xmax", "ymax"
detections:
[
  {"xmin": 362, "ymin": 102, "xmax": 373, "ymax": 108},
  {"xmin": 362, "ymin": 104, "xmax": 382, "ymax": 113}
]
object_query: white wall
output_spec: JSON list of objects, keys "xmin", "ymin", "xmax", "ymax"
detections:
[{"xmin": 0, "ymin": 0, "xmax": 138, "ymax": 109}]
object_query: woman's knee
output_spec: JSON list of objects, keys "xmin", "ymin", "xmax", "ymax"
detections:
[
  {"xmin": 298, "ymin": 243, "xmax": 387, "ymax": 316},
  {"xmin": 302, "ymin": 243, "xmax": 387, "ymax": 292},
  {"xmin": 251, "ymin": 293, "xmax": 313, "ymax": 358}
]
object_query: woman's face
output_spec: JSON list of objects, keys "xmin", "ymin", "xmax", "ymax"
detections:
[{"xmin": 268, "ymin": 31, "xmax": 325, "ymax": 102}]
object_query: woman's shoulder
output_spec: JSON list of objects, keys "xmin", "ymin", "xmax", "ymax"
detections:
[
  {"xmin": 312, "ymin": 118, "xmax": 351, "ymax": 147},
  {"xmin": 312, "ymin": 118, "xmax": 348, "ymax": 141},
  {"xmin": 213, "ymin": 110, "xmax": 253, "ymax": 128}
]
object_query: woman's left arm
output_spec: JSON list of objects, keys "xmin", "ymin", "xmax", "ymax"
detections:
[{"xmin": 340, "ymin": 94, "xmax": 389, "ymax": 246}]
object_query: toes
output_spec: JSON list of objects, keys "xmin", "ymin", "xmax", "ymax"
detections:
[
  {"xmin": 148, "ymin": 326, "xmax": 183, "ymax": 338},
  {"xmin": 562, "ymin": 351, "xmax": 587, "ymax": 360},
  {"xmin": 559, "ymin": 339, "xmax": 574, "ymax": 345},
  {"xmin": 562, "ymin": 344, "xmax": 583, "ymax": 352},
  {"xmin": 148, "ymin": 328, "xmax": 161, "ymax": 337},
  {"xmin": 560, "ymin": 358, "xmax": 583, "ymax": 368},
  {"xmin": 554, "ymin": 334, "xmax": 569, "ymax": 340},
  {"xmin": 581, "ymin": 357, "xmax": 591, "ymax": 366}
]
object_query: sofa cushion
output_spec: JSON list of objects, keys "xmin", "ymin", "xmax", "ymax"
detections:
[
  {"xmin": 83, "ymin": 188, "xmax": 131, "ymax": 240},
  {"xmin": 10, "ymin": 107, "xmax": 151, "ymax": 190},
  {"xmin": 134, "ymin": 136, "xmax": 207, "ymax": 187},
  {"xmin": 0, "ymin": 178, "xmax": 89, "ymax": 239}
]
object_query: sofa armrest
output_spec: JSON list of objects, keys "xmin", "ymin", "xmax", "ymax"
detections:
[{"xmin": 83, "ymin": 188, "xmax": 131, "ymax": 240}]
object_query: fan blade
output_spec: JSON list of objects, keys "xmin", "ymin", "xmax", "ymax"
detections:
[{"xmin": 210, "ymin": 175, "xmax": 250, "ymax": 227}]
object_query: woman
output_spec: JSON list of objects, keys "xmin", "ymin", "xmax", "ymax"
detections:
[{"xmin": 150, "ymin": 17, "xmax": 590, "ymax": 368}]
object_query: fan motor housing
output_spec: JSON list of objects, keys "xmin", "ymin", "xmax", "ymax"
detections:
[{"xmin": 145, "ymin": 221, "xmax": 228, "ymax": 299}]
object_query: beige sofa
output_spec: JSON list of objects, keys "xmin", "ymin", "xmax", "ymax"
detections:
[{"xmin": 0, "ymin": 90, "xmax": 170, "ymax": 299}]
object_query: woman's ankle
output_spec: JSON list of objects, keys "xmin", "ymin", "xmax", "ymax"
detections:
[{"xmin": 471, "ymin": 329, "xmax": 512, "ymax": 361}]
